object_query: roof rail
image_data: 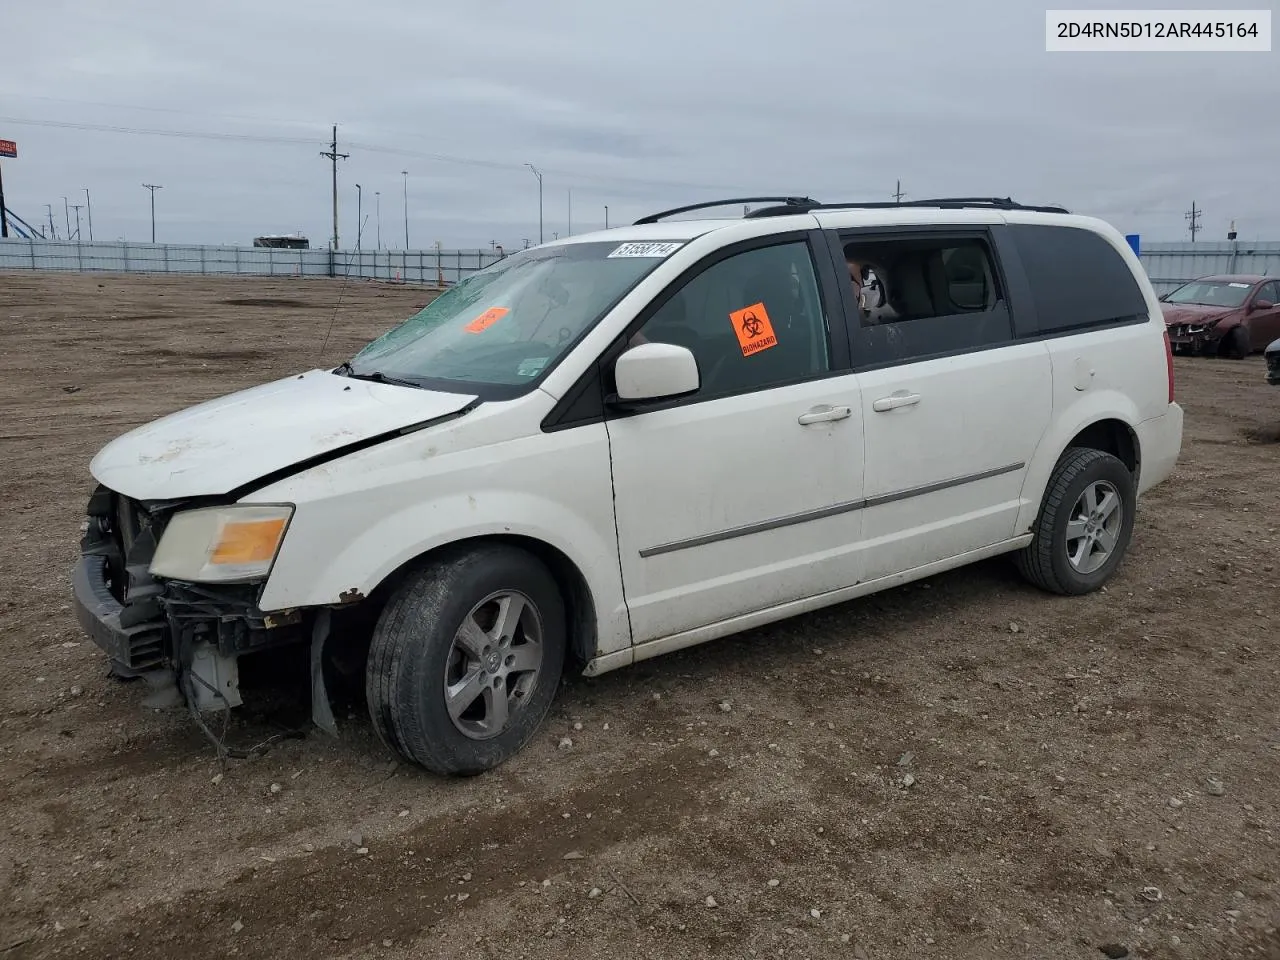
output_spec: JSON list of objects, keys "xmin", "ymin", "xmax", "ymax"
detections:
[
  {"xmin": 634, "ymin": 196, "xmax": 819, "ymax": 225},
  {"xmin": 746, "ymin": 196, "xmax": 1070, "ymax": 217}
]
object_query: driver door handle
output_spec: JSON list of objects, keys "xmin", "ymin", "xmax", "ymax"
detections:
[
  {"xmin": 872, "ymin": 393, "xmax": 921, "ymax": 412},
  {"xmin": 797, "ymin": 405, "xmax": 852, "ymax": 425}
]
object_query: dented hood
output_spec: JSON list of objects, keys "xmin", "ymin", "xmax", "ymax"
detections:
[{"xmin": 90, "ymin": 369, "xmax": 478, "ymax": 500}]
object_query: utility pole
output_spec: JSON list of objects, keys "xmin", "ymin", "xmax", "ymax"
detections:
[
  {"xmin": 604, "ymin": 204, "xmax": 609, "ymax": 229},
  {"xmin": 567, "ymin": 188, "xmax": 572, "ymax": 236},
  {"xmin": 892, "ymin": 179, "xmax": 906, "ymax": 203},
  {"xmin": 45, "ymin": 204, "xmax": 56, "ymax": 240},
  {"xmin": 525, "ymin": 163, "xmax": 543, "ymax": 244},
  {"xmin": 401, "ymin": 170, "xmax": 409, "ymax": 249},
  {"xmin": 1185, "ymin": 201, "xmax": 1201, "ymax": 242},
  {"xmin": 63, "ymin": 196, "xmax": 70, "ymax": 239},
  {"xmin": 142, "ymin": 184, "xmax": 162, "ymax": 243},
  {"xmin": 355, "ymin": 183, "xmax": 363, "ymax": 251},
  {"xmin": 70, "ymin": 203, "xmax": 84, "ymax": 241},
  {"xmin": 84, "ymin": 187, "xmax": 94, "ymax": 241},
  {"xmin": 375, "ymin": 191, "xmax": 381, "ymax": 249},
  {"xmin": 320, "ymin": 125, "xmax": 348, "ymax": 250}
]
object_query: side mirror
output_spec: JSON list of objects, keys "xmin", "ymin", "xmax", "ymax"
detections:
[
  {"xmin": 612, "ymin": 342, "xmax": 699, "ymax": 403},
  {"xmin": 1252, "ymin": 299, "xmax": 1275, "ymax": 312}
]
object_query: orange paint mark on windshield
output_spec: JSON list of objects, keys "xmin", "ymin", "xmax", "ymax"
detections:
[{"xmin": 464, "ymin": 306, "xmax": 509, "ymax": 333}]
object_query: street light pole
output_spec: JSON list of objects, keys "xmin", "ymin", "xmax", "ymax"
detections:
[
  {"xmin": 142, "ymin": 184, "xmax": 162, "ymax": 243},
  {"xmin": 375, "ymin": 191, "xmax": 381, "ymax": 249},
  {"xmin": 84, "ymin": 188, "xmax": 94, "ymax": 242},
  {"xmin": 525, "ymin": 163, "xmax": 543, "ymax": 244},
  {"xmin": 356, "ymin": 183, "xmax": 362, "ymax": 251},
  {"xmin": 604, "ymin": 205, "xmax": 608, "ymax": 229},
  {"xmin": 62, "ymin": 196, "xmax": 70, "ymax": 239},
  {"xmin": 402, "ymin": 170, "xmax": 409, "ymax": 249}
]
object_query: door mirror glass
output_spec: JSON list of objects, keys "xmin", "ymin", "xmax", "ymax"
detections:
[{"xmin": 614, "ymin": 342, "xmax": 699, "ymax": 401}]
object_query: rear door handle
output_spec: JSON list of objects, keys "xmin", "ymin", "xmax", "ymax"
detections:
[
  {"xmin": 797, "ymin": 404, "xmax": 852, "ymax": 425},
  {"xmin": 872, "ymin": 393, "xmax": 921, "ymax": 412}
]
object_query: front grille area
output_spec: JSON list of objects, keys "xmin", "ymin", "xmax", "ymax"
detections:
[{"xmin": 81, "ymin": 485, "xmax": 172, "ymax": 670}]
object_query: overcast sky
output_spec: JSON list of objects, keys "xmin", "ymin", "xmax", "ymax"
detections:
[{"xmin": 3, "ymin": 0, "xmax": 1278, "ymax": 249}]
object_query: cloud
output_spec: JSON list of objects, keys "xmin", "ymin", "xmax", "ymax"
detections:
[{"xmin": 2, "ymin": 0, "xmax": 1277, "ymax": 246}]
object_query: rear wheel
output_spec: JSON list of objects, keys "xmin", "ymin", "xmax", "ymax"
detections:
[
  {"xmin": 365, "ymin": 544, "xmax": 566, "ymax": 775},
  {"xmin": 1014, "ymin": 448, "xmax": 1136, "ymax": 595}
]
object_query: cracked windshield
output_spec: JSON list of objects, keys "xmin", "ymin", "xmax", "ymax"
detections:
[{"xmin": 348, "ymin": 241, "xmax": 674, "ymax": 386}]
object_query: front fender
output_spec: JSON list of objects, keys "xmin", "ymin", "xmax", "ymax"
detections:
[
  {"xmin": 257, "ymin": 491, "xmax": 631, "ymax": 658},
  {"xmin": 244, "ymin": 409, "xmax": 632, "ymax": 659},
  {"xmin": 1014, "ymin": 389, "xmax": 1142, "ymax": 534}
]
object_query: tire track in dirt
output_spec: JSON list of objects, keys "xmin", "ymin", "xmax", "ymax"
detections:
[{"xmin": 17, "ymin": 743, "xmax": 721, "ymax": 960}]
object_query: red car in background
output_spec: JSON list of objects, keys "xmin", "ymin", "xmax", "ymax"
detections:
[{"xmin": 1160, "ymin": 274, "xmax": 1280, "ymax": 358}]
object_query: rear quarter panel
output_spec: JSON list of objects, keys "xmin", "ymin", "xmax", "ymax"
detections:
[{"xmin": 1000, "ymin": 215, "xmax": 1176, "ymax": 532}]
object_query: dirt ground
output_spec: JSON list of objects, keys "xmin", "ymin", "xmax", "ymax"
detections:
[{"xmin": 1, "ymin": 271, "xmax": 1279, "ymax": 960}]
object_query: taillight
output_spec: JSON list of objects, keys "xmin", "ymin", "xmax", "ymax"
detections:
[{"xmin": 1164, "ymin": 329, "xmax": 1175, "ymax": 403}]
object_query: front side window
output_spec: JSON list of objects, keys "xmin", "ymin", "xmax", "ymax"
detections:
[
  {"xmin": 633, "ymin": 240, "xmax": 830, "ymax": 399},
  {"xmin": 1254, "ymin": 281, "xmax": 1280, "ymax": 306},
  {"xmin": 346, "ymin": 241, "xmax": 678, "ymax": 391},
  {"xmin": 1165, "ymin": 279, "xmax": 1256, "ymax": 308}
]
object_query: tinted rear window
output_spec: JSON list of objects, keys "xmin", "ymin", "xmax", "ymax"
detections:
[{"xmin": 1008, "ymin": 224, "xmax": 1149, "ymax": 334}]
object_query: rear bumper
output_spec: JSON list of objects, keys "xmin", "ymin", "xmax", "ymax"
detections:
[
  {"xmin": 1135, "ymin": 402, "xmax": 1184, "ymax": 495},
  {"xmin": 72, "ymin": 555, "xmax": 167, "ymax": 676}
]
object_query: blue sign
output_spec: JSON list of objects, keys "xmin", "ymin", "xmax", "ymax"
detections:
[{"xmin": 1125, "ymin": 234, "xmax": 1140, "ymax": 256}]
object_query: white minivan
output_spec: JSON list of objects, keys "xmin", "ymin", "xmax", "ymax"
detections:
[{"xmin": 73, "ymin": 197, "xmax": 1184, "ymax": 774}]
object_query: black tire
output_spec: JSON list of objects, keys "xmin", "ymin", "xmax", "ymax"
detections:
[
  {"xmin": 365, "ymin": 544, "xmax": 566, "ymax": 775},
  {"xmin": 1220, "ymin": 327, "xmax": 1250, "ymax": 359},
  {"xmin": 1013, "ymin": 447, "xmax": 1137, "ymax": 596}
]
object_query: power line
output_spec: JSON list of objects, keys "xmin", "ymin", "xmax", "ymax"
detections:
[{"xmin": 0, "ymin": 114, "xmax": 743, "ymax": 194}]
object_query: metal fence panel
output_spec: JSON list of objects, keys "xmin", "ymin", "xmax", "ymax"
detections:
[
  {"xmin": 13, "ymin": 237, "xmax": 1275, "ymax": 297},
  {"xmin": 0, "ymin": 239, "xmax": 504, "ymax": 285},
  {"xmin": 1139, "ymin": 241, "xmax": 1280, "ymax": 294}
]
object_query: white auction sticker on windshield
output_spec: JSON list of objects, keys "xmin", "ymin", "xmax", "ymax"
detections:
[
  {"xmin": 1229, "ymin": 282, "xmax": 1250, "ymax": 288},
  {"xmin": 607, "ymin": 241, "xmax": 684, "ymax": 259}
]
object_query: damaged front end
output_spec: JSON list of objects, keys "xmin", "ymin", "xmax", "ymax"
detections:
[{"xmin": 72, "ymin": 485, "xmax": 336, "ymax": 748}]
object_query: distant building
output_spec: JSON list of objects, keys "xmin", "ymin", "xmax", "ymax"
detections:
[{"xmin": 253, "ymin": 234, "xmax": 309, "ymax": 249}]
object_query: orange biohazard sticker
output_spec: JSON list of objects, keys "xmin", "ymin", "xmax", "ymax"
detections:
[
  {"xmin": 728, "ymin": 302, "xmax": 777, "ymax": 357},
  {"xmin": 463, "ymin": 306, "xmax": 509, "ymax": 333}
]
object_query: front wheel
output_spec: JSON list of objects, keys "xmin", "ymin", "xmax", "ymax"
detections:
[
  {"xmin": 1220, "ymin": 327, "xmax": 1250, "ymax": 359},
  {"xmin": 365, "ymin": 544, "xmax": 566, "ymax": 775},
  {"xmin": 1014, "ymin": 448, "xmax": 1137, "ymax": 595}
]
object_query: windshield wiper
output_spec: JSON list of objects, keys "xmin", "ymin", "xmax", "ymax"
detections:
[
  {"xmin": 333, "ymin": 360, "xmax": 354, "ymax": 375},
  {"xmin": 343, "ymin": 368, "xmax": 426, "ymax": 389}
]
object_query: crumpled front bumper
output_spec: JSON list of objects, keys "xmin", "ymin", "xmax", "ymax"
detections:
[
  {"xmin": 72, "ymin": 554, "xmax": 168, "ymax": 677},
  {"xmin": 1165, "ymin": 322, "xmax": 1222, "ymax": 352}
]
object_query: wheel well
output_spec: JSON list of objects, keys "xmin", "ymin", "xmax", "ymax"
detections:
[
  {"xmin": 356, "ymin": 535, "xmax": 599, "ymax": 673},
  {"xmin": 1066, "ymin": 418, "xmax": 1139, "ymax": 475}
]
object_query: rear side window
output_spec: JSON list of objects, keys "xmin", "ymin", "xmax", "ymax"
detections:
[
  {"xmin": 838, "ymin": 230, "xmax": 1014, "ymax": 368},
  {"xmin": 1008, "ymin": 224, "xmax": 1149, "ymax": 335}
]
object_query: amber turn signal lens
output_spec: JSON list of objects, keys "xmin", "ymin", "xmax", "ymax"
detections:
[{"xmin": 210, "ymin": 517, "xmax": 287, "ymax": 565}]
